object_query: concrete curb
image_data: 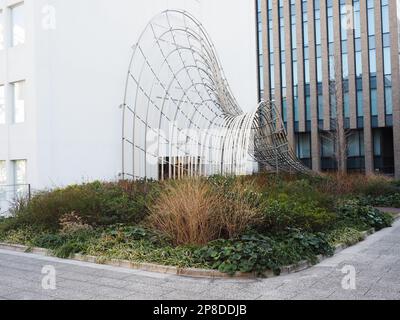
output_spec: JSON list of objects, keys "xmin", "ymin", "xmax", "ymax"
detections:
[{"xmin": 1, "ymin": 211, "xmax": 399, "ymax": 280}]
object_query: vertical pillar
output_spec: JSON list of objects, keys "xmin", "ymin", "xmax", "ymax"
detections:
[
  {"xmin": 347, "ymin": 0, "xmax": 358, "ymax": 129},
  {"xmin": 296, "ymin": 0, "xmax": 306, "ymax": 133},
  {"xmin": 284, "ymin": 0, "xmax": 295, "ymax": 150},
  {"xmin": 308, "ymin": 0, "xmax": 321, "ymax": 172},
  {"xmin": 273, "ymin": 0, "xmax": 282, "ymax": 127},
  {"xmin": 375, "ymin": 0, "xmax": 386, "ymax": 128},
  {"xmin": 321, "ymin": 0, "xmax": 331, "ymax": 132},
  {"xmin": 333, "ymin": 0, "xmax": 346, "ymax": 172},
  {"xmin": 360, "ymin": 0, "xmax": 374, "ymax": 174},
  {"xmin": 261, "ymin": 0, "xmax": 271, "ymax": 103},
  {"xmin": 389, "ymin": 0, "xmax": 400, "ymax": 179}
]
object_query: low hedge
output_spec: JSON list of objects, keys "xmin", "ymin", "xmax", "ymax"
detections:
[{"xmin": 3, "ymin": 180, "xmax": 159, "ymax": 231}]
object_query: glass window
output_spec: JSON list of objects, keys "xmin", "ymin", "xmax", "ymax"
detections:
[
  {"xmin": 11, "ymin": 3, "xmax": 25, "ymax": 47},
  {"xmin": 385, "ymin": 87, "xmax": 393, "ymax": 115},
  {"xmin": 344, "ymin": 92, "xmax": 350, "ymax": 118},
  {"xmin": 382, "ymin": 5, "xmax": 390, "ymax": 34},
  {"xmin": 317, "ymin": 58, "xmax": 322, "ymax": 82},
  {"xmin": 318, "ymin": 94, "xmax": 324, "ymax": 121},
  {"xmin": 371, "ymin": 89, "xmax": 378, "ymax": 116},
  {"xmin": 12, "ymin": 159, "xmax": 26, "ymax": 197},
  {"xmin": 373, "ymin": 130, "xmax": 381, "ymax": 156},
  {"xmin": 297, "ymin": 134, "xmax": 311, "ymax": 159},
  {"xmin": 384, "ymin": 47, "xmax": 392, "ymax": 75},
  {"xmin": 294, "ymin": 94, "xmax": 299, "ymax": 122},
  {"xmin": 357, "ymin": 90, "xmax": 364, "ymax": 117},
  {"xmin": 12, "ymin": 81, "xmax": 25, "ymax": 124},
  {"xmin": 13, "ymin": 160, "xmax": 26, "ymax": 184},
  {"xmin": 306, "ymin": 95, "xmax": 311, "ymax": 121},
  {"xmin": 342, "ymin": 54, "xmax": 349, "ymax": 78},
  {"xmin": 304, "ymin": 60, "xmax": 310, "ymax": 83},
  {"xmin": 368, "ymin": 10, "xmax": 375, "ymax": 35},
  {"xmin": 322, "ymin": 137, "xmax": 334, "ymax": 157},
  {"xmin": 0, "ymin": 11, "xmax": 4, "ymax": 50},
  {"xmin": 355, "ymin": 52, "xmax": 362, "ymax": 77},
  {"xmin": 0, "ymin": 85, "xmax": 5, "ymax": 124},
  {"xmin": 369, "ymin": 50, "xmax": 377, "ymax": 74},
  {"xmin": 348, "ymin": 133, "xmax": 360, "ymax": 157},
  {"xmin": 13, "ymin": 159, "xmax": 26, "ymax": 187}
]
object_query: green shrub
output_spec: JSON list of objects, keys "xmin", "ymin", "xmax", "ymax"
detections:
[
  {"xmin": 356, "ymin": 176, "xmax": 398, "ymax": 197},
  {"xmin": 358, "ymin": 193, "xmax": 400, "ymax": 208},
  {"xmin": 32, "ymin": 233, "xmax": 66, "ymax": 249},
  {"xmin": 260, "ymin": 194, "xmax": 337, "ymax": 233},
  {"xmin": 337, "ymin": 199, "xmax": 394, "ymax": 231},
  {"xmin": 6, "ymin": 180, "xmax": 159, "ymax": 230}
]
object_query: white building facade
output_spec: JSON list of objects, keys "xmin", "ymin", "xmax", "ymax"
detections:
[{"xmin": 0, "ymin": 0, "xmax": 258, "ymax": 212}]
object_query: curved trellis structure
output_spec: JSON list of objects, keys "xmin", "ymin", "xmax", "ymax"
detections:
[{"xmin": 122, "ymin": 10, "xmax": 309, "ymax": 180}]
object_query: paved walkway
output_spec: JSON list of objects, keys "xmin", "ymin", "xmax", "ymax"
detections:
[{"xmin": 1, "ymin": 220, "xmax": 400, "ymax": 300}]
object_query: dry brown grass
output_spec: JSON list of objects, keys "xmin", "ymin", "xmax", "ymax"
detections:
[
  {"xmin": 318, "ymin": 173, "xmax": 393, "ymax": 196},
  {"xmin": 147, "ymin": 179, "xmax": 221, "ymax": 246},
  {"xmin": 147, "ymin": 178, "xmax": 262, "ymax": 246},
  {"xmin": 215, "ymin": 179, "xmax": 262, "ymax": 239}
]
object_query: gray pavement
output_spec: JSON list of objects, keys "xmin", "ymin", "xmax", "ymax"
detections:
[{"xmin": 1, "ymin": 220, "xmax": 400, "ymax": 300}]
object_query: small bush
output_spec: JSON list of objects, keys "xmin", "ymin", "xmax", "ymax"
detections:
[
  {"xmin": 59, "ymin": 212, "xmax": 93, "ymax": 234},
  {"xmin": 33, "ymin": 233, "xmax": 66, "ymax": 249},
  {"xmin": 358, "ymin": 193, "xmax": 400, "ymax": 208},
  {"xmin": 260, "ymin": 194, "xmax": 337, "ymax": 233},
  {"xmin": 208, "ymin": 176, "xmax": 263, "ymax": 239},
  {"xmin": 337, "ymin": 199, "xmax": 393, "ymax": 231},
  {"xmin": 5, "ymin": 180, "xmax": 158, "ymax": 231}
]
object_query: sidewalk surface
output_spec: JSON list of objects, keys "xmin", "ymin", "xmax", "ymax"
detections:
[{"xmin": 1, "ymin": 219, "xmax": 400, "ymax": 300}]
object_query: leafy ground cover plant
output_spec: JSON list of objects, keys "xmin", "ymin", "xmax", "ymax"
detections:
[
  {"xmin": 358, "ymin": 193, "xmax": 400, "ymax": 208},
  {"xmin": 336, "ymin": 199, "xmax": 394, "ymax": 231},
  {"xmin": 195, "ymin": 230, "xmax": 334, "ymax": 276},
  {"xmin": 326, "ymin": 227, "xmax": 364, "ymax": 247}
]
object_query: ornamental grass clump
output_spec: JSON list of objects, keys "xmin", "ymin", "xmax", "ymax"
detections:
[
  {"xmin": 208, "ymin": 176, "xmax": 263, "ymax": 239},
  {"xmin": 147, "ymin": 178, "xmax": 262, "ymax": 246},
  {"xmin": 147, "ymin": 179, "xmax": 222, "ymax": 246}
]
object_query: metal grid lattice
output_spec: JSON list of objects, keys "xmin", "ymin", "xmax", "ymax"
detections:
[{"xmin": 122, "ymin": 10, "xmax": 309, "ymax": 180}]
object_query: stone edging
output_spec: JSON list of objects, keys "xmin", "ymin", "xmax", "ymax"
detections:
[{"xmin": 1, "ymin": 213, "xmax": 398, "ymax": 280}]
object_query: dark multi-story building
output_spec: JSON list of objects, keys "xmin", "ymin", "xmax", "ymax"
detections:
[{"xmin": 256, "ymin": 0, "xmax": 400, "ymax": 178}]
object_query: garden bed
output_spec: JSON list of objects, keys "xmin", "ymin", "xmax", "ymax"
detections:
[
  {"xmin": 0, "ymin": 174, "xmax": 398, "ymax": 277},
  {"xmin": 0, "ymin": 217, "xmax": 396, "ymax": 279}
]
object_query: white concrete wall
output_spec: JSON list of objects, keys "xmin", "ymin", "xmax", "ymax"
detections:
[
  {"xmin": 0, "ymin": 0, "xmax": 258, "ymax": 190},
  {"xmin": 0, "ymin": 0, "xmax": 37, "ymax": 195}
]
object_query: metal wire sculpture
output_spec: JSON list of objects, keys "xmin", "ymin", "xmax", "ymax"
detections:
[{"xmin": 122, "ymin": 10, "xmax": 309, "ymax": 180}]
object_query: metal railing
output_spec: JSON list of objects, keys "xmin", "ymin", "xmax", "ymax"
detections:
[{"xmin": 0, "ymin": 184, "xmax": 31, "ymax": 216}]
